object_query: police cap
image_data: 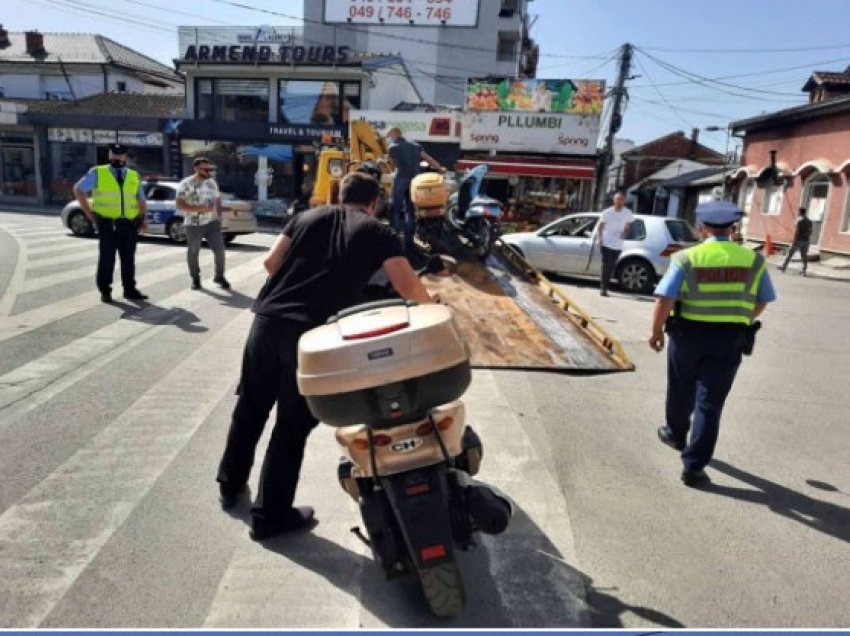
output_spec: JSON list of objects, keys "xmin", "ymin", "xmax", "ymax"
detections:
[
  {"xmin": 108, "ymin": 143, "xmax": 128, "ymax": 155},
  {"xmin": 696, "ymin": 200, "xmax": 743, "ymax": 228}
]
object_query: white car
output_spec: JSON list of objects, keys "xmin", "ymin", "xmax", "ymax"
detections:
[
  {"xmin": 61, "ymin": 178, "xmax": 257, "ymax": 245},
  {"xmin": 501, "ymin": 212, "xmax": 699, "ymax": 294}
]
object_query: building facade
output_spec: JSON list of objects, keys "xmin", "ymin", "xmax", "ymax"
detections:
[{"xmin": 303, "ymin": 0, "xmax": 537, "ymax": 106}]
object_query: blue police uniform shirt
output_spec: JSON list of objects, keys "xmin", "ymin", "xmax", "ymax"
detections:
[
  {"xmin": 654, "ymin": 236, "xmax": 777, "ymax": 302},
  {"xmin": 74, "ymin": 166, "xmax": 147, "ymax": 202}
]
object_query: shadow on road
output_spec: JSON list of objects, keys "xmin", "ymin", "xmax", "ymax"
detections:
[
  {"xmin": 547, "ymin": 273, "xmax": 655, "ymax": 303},
  {"xmin": 251, "ymin": 505, "xmax": 683, "ymax": 628},
  {"xmin": 116, "ymin": 301, "xmax": 208, "ymax": 333},
  {"xmin": 199, "ymin": 288, "xmax": 254, "ymax": 309},
  {"xmin": 706, "ymin": 459, "xmax": 850, "ymax": 545}
]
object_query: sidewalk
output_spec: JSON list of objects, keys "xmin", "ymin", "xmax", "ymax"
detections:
[{"xmin": 766, "ymin": 251, "xmax": 850, "ymax": 282}]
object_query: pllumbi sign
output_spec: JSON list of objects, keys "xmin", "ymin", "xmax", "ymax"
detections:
[{"xmin": 460, "ymin": 112, "xmax": 600, "ymax": 155}]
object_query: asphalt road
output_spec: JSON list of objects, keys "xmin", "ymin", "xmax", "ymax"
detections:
[{"xmin": 1, "ymin": 207, "xmax": 848, "ymax": 628}]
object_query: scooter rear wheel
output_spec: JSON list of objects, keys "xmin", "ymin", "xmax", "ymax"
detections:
[{"xmin": 420, "ymin": 561, "xmax": 465, "ymax": 617}]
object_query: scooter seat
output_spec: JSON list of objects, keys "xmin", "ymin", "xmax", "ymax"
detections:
[{"xmin": 470, "ymin": 195, "xmax": 501, "ymax": 207}]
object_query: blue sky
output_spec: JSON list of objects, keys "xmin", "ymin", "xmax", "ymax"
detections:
[{"xmin": 5, "ymin": 0, "xmax": 850, "ymax": 151}]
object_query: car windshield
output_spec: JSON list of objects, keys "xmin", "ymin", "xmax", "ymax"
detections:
[{"xmin": 665, "ymin": 219, "xmax": 699, "ymax": 242}]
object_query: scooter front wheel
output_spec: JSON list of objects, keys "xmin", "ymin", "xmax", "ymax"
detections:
[{"xmin": 420, "ymin": 560, "xmax": 466, "ymax": 618}]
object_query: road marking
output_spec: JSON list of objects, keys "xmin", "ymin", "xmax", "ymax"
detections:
[
  {"xmin": 26, "ymin": 242, "xmax": 98, "ymax": 258},
  {"xmin": 0, "ymin": 225, "xmax": 28, "ymax": 318},
  {"xmin": 0, "ymin": 309, "xmax": 252, "ymax": 628},
  {"xmin": 0, "ymin": 253, "xmax": 266, "ymax": 421}
]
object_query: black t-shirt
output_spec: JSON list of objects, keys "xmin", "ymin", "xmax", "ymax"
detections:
[{"xmin": 252, "ymin": 205, "xmax": 404, "ymax": 326}]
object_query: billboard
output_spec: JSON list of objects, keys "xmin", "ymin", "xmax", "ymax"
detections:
[
  {"xmin": 460, "ymin": 112, "xmax": 600, "ymax": 156},
  {"xmin": 466, "ymin": 78, "xmax": 605, "ymax": 116},
  {"xmin": 350, "ymin": 110, "xmax": 460, "ymax": 143},
  {"xmin": 323, "ymin": 0, "xmax": 479, "ymax": 27}
]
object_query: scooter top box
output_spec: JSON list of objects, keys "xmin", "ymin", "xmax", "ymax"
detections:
[
  {"xmin": 410, "ymin": 172, "xmax": 449, "ymax": 209},
  {"xmin": 297, "ymin": 301, "xmax": 471, "ymax": 427}
]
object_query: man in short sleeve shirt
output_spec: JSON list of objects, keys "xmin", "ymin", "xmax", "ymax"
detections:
[
  {"xmin": 216, "ymin": 172, "xmax": 437, "ymax": 541},
  {"xmin": 594, "ymin": 191, "xmax": 635, "ymax": 296}
]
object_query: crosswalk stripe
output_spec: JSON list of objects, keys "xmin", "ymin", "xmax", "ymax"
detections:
[
  {"xmin": 0, "ymin": 309, "xmax": 252, "ymax": 628},
  {"xmin": 28, "ymin": 248, "xmax": 125, "ymax": 269},
  {"xmin": 25, "ymin": 242, "xmax": 97, "ymax": 258},
  {"xmin": 0, "ymin": 225, "xmax": 27, "ymax": 318},
  {"xmin": 18, "ymin": 236, "xmax": 77, "ymax": 248},
  {"xmin": 0, "ymin": 248, "xmax": 261, "ymax": 342},
  {"xmin": 10, "ymin": 229, "xmax": 63, "ymax": 238},
  {"xmin": 21, "ymin": 248, "xmax": 182, "ymax": 294},
  {"xmin": 0, "ymin": 252, "xmax": 266, "ymax": 420}
]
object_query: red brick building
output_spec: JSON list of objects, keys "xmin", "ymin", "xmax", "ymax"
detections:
[
  {"xmin": 618, "ymin": 129, "xmax": 725, "ymax": 190},
  {"xmin": 731, "ymin": 66, "xmax": 850, "ymax": 256}
]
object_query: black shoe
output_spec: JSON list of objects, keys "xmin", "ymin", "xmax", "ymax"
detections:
[
  {"xmin": 681, "ymin": 469, "xmax": 710, "ymax": 488},
  {"xmin": 191, "ymin": 276, "xmax": 201, "ymax": 290},
  {"xmin": 100, "ymin": 290, "xmax": 113, "ymax": 303},
  {"xmin": 249, "ymin": 506, "xmax": 316, "ymax": 541},
  {"xmin": 213, "ymin": 275, "xmax": 230, "ymax": 290},
  {"xmin": 657, "ymin": 426, "xmax": 685, "ymax": 451},
  {"xmin": 124, "ymin": 289, "xmax": 148, "ymax": 301},
  {"xmin": 219, "ymin": 483, "xmax": 248, "ymax": 510},
  {"xmin": 600, "ymin": 289, "xmax": 609, "ymax": 297}
]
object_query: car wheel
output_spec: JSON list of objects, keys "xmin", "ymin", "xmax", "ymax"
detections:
[
  {"xmin": 616, "ymin": 258, "xmax": 656, "ymax": 294},
  {"xmin": 223, "ymin": 232, "xmax": 236, "ymax": 245},
  {"xmin": 68, "ymin": 209, "xmax": 93, "ymax": 236},
  {"xmin": 166, "ymin": 217, "xmax": 186, "ymax": 244}
]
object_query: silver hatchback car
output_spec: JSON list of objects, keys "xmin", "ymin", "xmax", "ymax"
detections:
[{"xmin": 501, "ymin": 212, "xmax": 699, "ymax": 294}]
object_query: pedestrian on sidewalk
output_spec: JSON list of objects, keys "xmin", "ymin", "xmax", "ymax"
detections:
[
  {"xmin": 176, "ymin": 157, "xmax": 229, "ymax": 290},
  {"xmin": 594, "ymin": 191, "xmax": 634, "ymax": 296},
  {"xmin": 216, "ymin": 172, "xmax": 437, "ymax": 541},
  {"xmin": 73, "ymin": 144, "xmax": 149, "ymax": 303},
  {"xmin": 779, "ymin": 207, "xmax": 813, "ymax": 276},
  {"xmin": 387, "ymin": 127, "xmax": 445, "ymax": 253},
  {"xmin": 650, "ymin": 200, "xmax": 776, "ymax": 487}
]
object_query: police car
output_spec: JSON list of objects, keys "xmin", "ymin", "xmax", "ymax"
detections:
[{"xmin": 60, "ymin": 177, "xmax": 257, "ymax": 245}]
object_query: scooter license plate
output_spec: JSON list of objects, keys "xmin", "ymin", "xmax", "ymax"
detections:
[{"xmin": 390, "ymin": 437, "xmax": 424, "ymax": 453}]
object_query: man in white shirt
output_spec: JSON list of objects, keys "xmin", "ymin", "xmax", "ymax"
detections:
[
  {"xmin": 594, "ymin": 191, "xmax": 635, "ymax": 296},
  {"xmin": 177, "ymin": 157, "xmax": 229, "ymax": 290}
]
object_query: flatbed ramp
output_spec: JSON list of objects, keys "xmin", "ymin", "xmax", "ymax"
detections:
[{"xmin": 421, "ymin": 241, "xmax": 634, "ymax": 373}]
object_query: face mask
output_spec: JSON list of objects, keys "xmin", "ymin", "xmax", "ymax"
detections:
[{"xmin": 109, "ymin": 159, "xmax": 125, "ymax": 169}]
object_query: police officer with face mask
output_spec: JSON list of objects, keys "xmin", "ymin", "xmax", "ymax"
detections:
[
  {"xmin": 74, "ymin": 144, "xmax": 149, "ymax": 303},
  {"xmin": 650, "ymin": 201, "xmax": 777, "ymax": 487}
]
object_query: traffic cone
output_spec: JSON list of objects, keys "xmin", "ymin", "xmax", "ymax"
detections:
[{"xmin": 764, "ymin": 232, "xmax": 774, "ymax": 256}]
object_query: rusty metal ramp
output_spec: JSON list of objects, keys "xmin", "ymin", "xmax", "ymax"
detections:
[{"xmin": 421, "ymin": 241, "xmax": 634, "ymax": 373}]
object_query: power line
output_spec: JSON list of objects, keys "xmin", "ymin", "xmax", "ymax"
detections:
[
  {"xmin": 632, "ymin": 54, "xmax": 693, "ymax": 128},
  {"xmin": 641, "ymin": 42, "xmax": 850, "ymax": 54},
  {"xmin": 39, "ymin": 0, "xmax": 169, "ymax": 34}
]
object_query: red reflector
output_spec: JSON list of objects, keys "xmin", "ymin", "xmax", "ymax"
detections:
[
  {"xmin": 415, "ymin": 421, "xmax": 434, "ymax": 436},
  {"xmin": 405, "ymin": 483, "xmax": 430, "ymax": 495},
  {"xmin": 372, "ymin": 434, "xmax": 392, "ymax": 446},
  {"xmin": 342, "ymin": 322, "xmax": 409, "ymax": 340},
  {"xmin": 661, "ymin": 244, "xmax": 683, "ymax": 257},
  {"xmin": 420, "ymin": 544, "xmax": 446, "ymax": 561}
]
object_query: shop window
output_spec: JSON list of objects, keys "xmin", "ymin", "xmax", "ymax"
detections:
[
  {"xmin": 116, "ymin": 81, "xmax": 127, "ymax": 92},
  {"xmin": 841, "ymin": 187, "xmax": 850, "ymax": 234},
  {"xmin": 196, "ymin": 78, "xmax": 270, "ymax": 122},
  {"xmin": 0, "ymin": 143, "xmax": 36, "ymax": 198},
  {"xmin": 497, "ymin": 33, "xmax": 517, "ymax": 61},
  {"xmin": 280, "ymin": 80, "xmax": 360, "ymax": 126},
  {"xmin": 801, "ymin": 173, "xmax": 830, "ymax": 223},
  {"xmin": 761, "ymin": 183, "xmax": 784, "ymax": 215},
  {"xmin": 738, "ymin": 178, "xmax": 755, "ymax": 216}
]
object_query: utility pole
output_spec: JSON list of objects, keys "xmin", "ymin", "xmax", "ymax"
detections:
[{"xmin": 594, "ymin": 42, "xmax": 632, "ymax": 209}]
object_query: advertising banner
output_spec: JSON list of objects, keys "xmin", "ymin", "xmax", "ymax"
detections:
[
  {"xmin": 324, "ymin": 0, "xmax": 479, "ymax": 27},
  {"xmin": 466, "ymin": 78, "xmax": 605, "ymax": 116},
  {"xmin": 460, "ymin": 112, "xmax": 600, "ymax": 156},
  {"xmin": 350, "ymin": 110, "xmax": 460, "ymax": 143}
]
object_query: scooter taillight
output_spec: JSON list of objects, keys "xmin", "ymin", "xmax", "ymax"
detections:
[
  {"xmin": 351, "ymin": 434, "xmax": 392, "ymax": 450},
  {"xmin": 415, "ymin": 416, "xmax": 453, "ymax": 437},
  {"xmin": 373, "ymin": 434, "xmax": 392, "ymax": 447},
  {"xmin": 342, "ymin": 321, "xmax": 409, "ymax": 340}
]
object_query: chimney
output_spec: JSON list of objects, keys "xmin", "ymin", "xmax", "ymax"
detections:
[
  {"xmin": 691, "ymin": 127, "xmax": 700, "ymax": 143},
  {"xmin": 25, "ymin": 30, "xmax": 44, "ymax": 55},
  {"xmin": 0, "ymin": 25, "xmax": 10, "ymax": 49}
]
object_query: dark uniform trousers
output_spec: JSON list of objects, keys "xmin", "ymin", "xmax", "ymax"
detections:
[
  {"xmin": 216, "ymin": 314, "xmax": 319, "ymax": 524},
  {"xmin": 666, "ymin": 324, "xmax": 745, "ymax": 472},
  {"xmin": 96, "ymin": 216, "xmax": 138, "ymax": 293}
]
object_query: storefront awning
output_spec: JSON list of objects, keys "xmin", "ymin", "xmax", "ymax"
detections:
[
  {"xmin": 456, "ymin": 158, "xmax": 595, "ymax": 179},
  {"xmin": 793, "ymin": 158, "xmax": 836, "ymax": 176}
]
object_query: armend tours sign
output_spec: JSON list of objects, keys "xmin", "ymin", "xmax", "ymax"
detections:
[{"xmin": 460, "ymin": 112, "xmax": 600, "ymax": 156}]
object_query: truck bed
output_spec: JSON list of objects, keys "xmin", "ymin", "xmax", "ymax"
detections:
[{"xmin": 421, "ymin": 243, "xmax": 633, "ymax": 373}]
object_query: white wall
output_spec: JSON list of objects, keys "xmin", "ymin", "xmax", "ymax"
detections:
[
  {"xmin": 0, "ymin": 67, "xmax": 180, "ymax": 100},
  {"xmin": 364, "ymin": 64, "xmax": 421, "ymax": 109}
]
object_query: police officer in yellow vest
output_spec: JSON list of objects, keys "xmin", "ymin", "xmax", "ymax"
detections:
[
  {"xmin": 650, "ymin": 200, "xmax": 776, "ymax": 487},
  {"xmin": 73, "ymin": 144, "xmax": 148, "ymax": 303}
]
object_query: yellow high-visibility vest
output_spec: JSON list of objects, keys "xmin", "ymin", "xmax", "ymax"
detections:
[
  {"xmin": 92, "ymin": 165, "xmax": 141, "ymax": 220},
  {"xmin": 673, "ymin": 240, "xmax": 766, "ymax": 325}
]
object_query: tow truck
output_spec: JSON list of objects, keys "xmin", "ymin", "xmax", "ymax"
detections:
[{"xmin": 309, "ymin": 121, "xmax": 634, "ymax": 373}]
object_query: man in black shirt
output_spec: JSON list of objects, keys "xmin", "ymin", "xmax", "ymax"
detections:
[
  {"xmin": 216, "ymin": 172, "xmax": 435, "ymax": 541},
  {"xmin": 779, "ymin": 207, "xmax": 814, "ymax": 276}
]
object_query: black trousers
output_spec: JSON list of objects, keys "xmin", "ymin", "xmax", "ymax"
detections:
[
  {"xmin": 600, "ymin": 246, "xmax": 621, "ymax": 292},
  {"xmin": 96, "ymin": 217, "xmax": 138, "ymax": 292},
  {"xmin": 216, "ymin": 314, "xmax": 319, "ymax": 524}
]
